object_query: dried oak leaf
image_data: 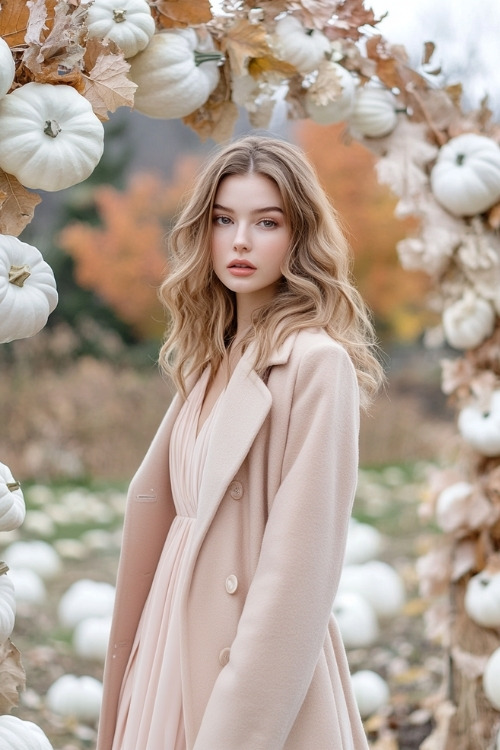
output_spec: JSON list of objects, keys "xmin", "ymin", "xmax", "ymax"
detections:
[
  {"xmin": 0, "ymin": 639, "xmax": 25, "ymax": 713},
  {"xmin": 153, "ymin": 0, "xmax": 213, "ymax": 29},
  {"xmin": 81, "ymin": 40, "xmax": 136, "ymax": 120},
  {"xmin": 324, "ymin": 0, "xmax": 379, "ymax": 40},
  {"xmin": 183, "ymin": 60, "xmax": 238, "ymax": 142},
  {"xmin": 223, "ymin": 18, "xmax": 272, "ymax": 78},
  {"xmin": 248, "ymin": 55, "xmax": 296, "ymax": 79},
  {"xmin": 0, "ymin": 0, "xmax": 53, "ymax": 47},
  {"xmin": 0, "ymin": 170, "xmax": 41, "ymax": 237}
]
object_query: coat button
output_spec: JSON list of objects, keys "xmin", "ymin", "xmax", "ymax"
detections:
[
  {"xmin": 225, "ymin": 574, "xmax": 238, "ymax": 594},
  {"xmin": 219, "ymin": 647, "xmax": 231, "ymax": 666},
  {"xmin": 229, "ymin": 481, "xmax": 243, "ymax": 500}
]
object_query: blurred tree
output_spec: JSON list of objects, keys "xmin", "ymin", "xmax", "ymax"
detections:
[
  {"xmin": 58, "ymin": 155, "xmax": 201, "ymax": 340},
  {"xmin": 294, "ymin": 121, "xmax": 434, "ymax": 342}
]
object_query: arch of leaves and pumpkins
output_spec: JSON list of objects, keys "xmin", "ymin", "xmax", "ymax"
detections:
[{"xmin": 1, "ymin": 0, "xmax": 500, "ymax": 747}]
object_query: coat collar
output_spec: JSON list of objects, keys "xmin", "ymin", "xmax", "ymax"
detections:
[{"xmin": 186, "ymin": 330, "xmax": 298, "ymax": 553}]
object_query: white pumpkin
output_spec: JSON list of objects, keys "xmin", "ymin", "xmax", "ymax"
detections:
[
  {"xmin": 435, "ymin": 481, "xmax": 474, "ymax": 533},
  {"xmin": 129, "ymin": 29, "xmax": 221, "ymax": 119},
  {"xmin": 8, "ymin": 568, "xmax": 46, "ymax": 605},
  {"xmin": 0, "ymin": 37, "xmax": 15, "ymax": 99},
  {"xmin": 305, "ymin": 63, "xmax": 357, "ymax": 125},
  {"xmin": 0, "ymin": 572, "xmax": 16, "ymax": 642},
  {"xmin": 442, "ymin": 290, "xmax": 495, "ymax": 350},
  {"xmin": 58, "ymin": 579, "xmax": 115, "ymax": 628},
  {"xmin": 0, "ymin": 235, "xmax": 58, "ymax": 344},
  {"xmin": 349, "ymin": 85, "xmax": 398, "ymax": 138},
  {"xmin": 273, "ymin": 15, "xmax": 330, "ymax": 74},
  {"xmin": 73, "ymin": 616, "xmax": 111, "ymax": 661},
  {"xmin": 332, "ymin": 592, "xmax": 379, "ymax": 648},
  {"xmin": 351, "ymin": 670, "xmax": 390, "ymax": 719},
  {"xmin": 4, "ymin": 540, "xmax": 61, "ymax": 579},
  {"xmin": 0, "ymin": 461, "xmax": 26, "ymax": 532},
  {"xmin": 484, "ymin": 647, "xmax": 500, "ymax": 709},
  {"xmin": 431, "ymin": 133, "xmax": 500, "ymax": 217},
  {"xmin": 0, "ymin": 82, "xmax": 104, "ymax": 191},
  {"xmin": 86, "ymin": 0, "xmax": 155, "ymax": 59},
  {"xmin": 465, "ymin": 569, "xmax": 500, "ymax": 628},
  {"xmin": 0, "ymin": 715, "xmax": 54, "ymax": 750},
  {"xmin": 344, "ymin": 519, "xmax": 383, "ymax": 565},
  {"xmin": 458, "ymin": 390, "xmax": 500, "ymax": 457},
  {"xmin": 338, "ymin": 561, "xmax": 405, "ymax": 618},
  {"xmin": 46, "ymin": 674, "xmax": 103, "ymax": 722}
]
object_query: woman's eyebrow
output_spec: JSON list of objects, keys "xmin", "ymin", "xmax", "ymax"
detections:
[{"xmin": 213, "ymin": 203, "xmax": 284, "ymax": 214}]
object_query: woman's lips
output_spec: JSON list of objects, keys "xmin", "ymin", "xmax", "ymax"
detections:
[{"xmin": 228, "ymin": 261, "xmax": 256, "ymax": 276}]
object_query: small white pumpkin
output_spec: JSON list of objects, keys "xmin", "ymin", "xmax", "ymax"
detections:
[
  {"xmin": 0, "ymin": 37, "xmax": 15, "ymax": 99},
  {"xmin": 46, "ymin": 674, "xmax": 103, "ymax": 722},
  {"xmin": 58, "ymin": 579, "xmax": 115, "ymax": 628},
  {"xmin": 435, "ymin": 481, "xmax": 474, "ymax": 533},
  {"xmin": 338, "ymin": 561, "xmax": 405, "ymax": 619},
  {"xmin": 129, "ymin": 29, "xmax": 221, "ymax": 119},
  {"xmin": 484, "ymin": 647, "xmax": 500, "ymax": 709},
  {"xmin": 349, "ymin": 85, "xmax": 398, "ymax": 138},
  {"xmin": 465, "ymin": 569, "xmax": 500, "ymax": 628},
  {"xmin": 0, "ymin": 82, "xmax": 105, "ymax": 191},
  {"xmin": 8, "ymin": 568, "xmax": 46, "ymax": 605},
  {"xmin": 442, "ymin": 290, "xmax": 495, "ymax": 350},
  {"xmin": 0, "ymin": 715, "xmax": 54, "ymax": 750},
  {"xmin": 273, "ymin": 15, "xmax": 330, "ymax": 74},
  {"xmin": 332, "ymin": 592, "xmax": 379, "ymax": 648},
  {"xmin": 73, "ymin": 615, "xmax": 111, "ymax": 661},
  {"xmin": 86, "ymin": 0, "xmax": 155, "ymax": 59},
  {"xmin": 458, "ymin": 390, "xmax": 500, "ymax": 457},
  {"xmin": 351, "ymin": 670, "xmax": 390, "ymax": 719},
  {"xmin": 0, "ymin": 572, "xmax": 16, "ymax": 642},
  {"xmin": 305, "ymin": 62, "xmax": 357, "ymax": 125},
  {"xmin": 4, "ymin": 540, "xmax": 61, "ymax": 580},
  {"xmin": 344, "ymin": 519, "xmax": 383, "ymax": 565},
  {"xmin": 431, "ymin": 133, "xmax": 500, "ymax": 217},
  {"xmin": 0, "ymin": 462, "xmax": 26, "ymax": 532},
  {"xmin": 0, "ymin": 235, "xmax": 58, "ymax": 344}
]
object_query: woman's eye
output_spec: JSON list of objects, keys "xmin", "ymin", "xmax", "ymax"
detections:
[
  {"xmin": 260, "ymin": 219, "xmax": 277, "ymax": 228},
  {"xmin": 214, "ymin": 215, "xmax": 231, "ymax": 225}
]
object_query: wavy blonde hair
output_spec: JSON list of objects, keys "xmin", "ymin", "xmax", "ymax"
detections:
[{"xmin": 159, "ymin": 135, "xmax": 384, "ymax": 408}]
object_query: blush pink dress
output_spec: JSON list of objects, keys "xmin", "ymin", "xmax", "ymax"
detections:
[{"xmin": 111, "ymin": 368, "xmax": 222, "ymax": 750}]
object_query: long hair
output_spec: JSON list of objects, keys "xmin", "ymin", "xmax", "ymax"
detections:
[{"xmin": 159, "ymin": 135, "xmax": 384, "ymax": 408}]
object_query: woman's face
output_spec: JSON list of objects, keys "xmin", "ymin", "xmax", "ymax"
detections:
[{"xmin": 211, "ymin": 173, "xmax": 291, "ymax": 307}]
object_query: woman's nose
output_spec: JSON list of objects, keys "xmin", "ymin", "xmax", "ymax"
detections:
[{"xmin": 233, "ymin": 224, "xmax": 251, "ymax": 251}]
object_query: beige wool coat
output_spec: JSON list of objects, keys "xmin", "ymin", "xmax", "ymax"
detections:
[{"xmin": 96, "ymin": 328, "xmax": 369, "ymax": 750}]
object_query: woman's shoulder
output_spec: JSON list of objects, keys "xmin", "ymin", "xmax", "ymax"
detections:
[{"xmin": 291, "ymin": 327, "xmax": 352, "ymax": 361}]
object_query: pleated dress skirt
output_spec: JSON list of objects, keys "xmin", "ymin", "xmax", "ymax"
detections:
[{"xmin": 111, "ymin": 369, "xmax": 221, "ymax": 750}]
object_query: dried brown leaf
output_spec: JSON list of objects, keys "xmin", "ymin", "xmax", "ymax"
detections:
[
  {"xmin": 0, "ymin": 170, "xmax": 41, "ymax": 237},
  {"xmin": 81, "ymin": 41, "xmax": 136, "ymax": 120},
  {"xmin": 223, "ymin": 19, "xmax": 271, "ymax": 77},
  {"xmin": 248, "ymin": 54, "xmax": 296, "ymax": 79},
  {"xmin": 285, "ymin": 0, "xmax": 337, "ymax": 30},
  {"xmin": 487, "ymin": 202, "xmax": 500, "ymax": 230},
  {"xmin": 422, "ymin": 41, "xmax": 436, "ymax": 66},
  {"xmin": 22, "ymin": 0, "xmax": 85, "ymax": 80},
  {"xmin": 153, "ymin": 0, "xmax": 213, "ymax": 29},
  {"xmin": 0, "ymin": 0, "xmax": 32, "ymax": 46},
  {"xmin": 0, "ymin": 640, "xmax": 25, "ymax": 713},
  {"xmin": 324, "ymin": 0, "xmax": 379, "ymax": 40}
]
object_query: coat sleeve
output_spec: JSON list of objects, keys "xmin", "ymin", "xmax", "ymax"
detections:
[{"xmin": 193, "ymin": 342, "xmax": 361, "ymax": 750}]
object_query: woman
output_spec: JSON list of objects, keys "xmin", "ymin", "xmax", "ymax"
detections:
[{"xmin": 97, "ymin": 135, "xmax": 384, "ymax": 750}]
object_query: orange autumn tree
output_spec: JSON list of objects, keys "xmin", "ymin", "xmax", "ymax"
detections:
[
  {"xmin": 59, "ymin": 155, "xmax": 201, "ymax": 339},
  {"xmin": 295, "ymin": 121, "xmax": 433, "ymax": 341}
]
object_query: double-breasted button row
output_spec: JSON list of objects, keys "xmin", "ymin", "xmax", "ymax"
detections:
[
  {"xmin": 225, "ymin": 574, "xmax": 238, "ymax": 594},
  {"xmin": 219, "ymin": 647, "xmax": 231, "ymax": 666},
  {"xmin": 229, "ymin": 480, "xmax": 243, "ymax": 500}
]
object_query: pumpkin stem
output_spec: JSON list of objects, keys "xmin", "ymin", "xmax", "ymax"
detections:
[
  {"xmin": 44, "ymin": 119, "xmax": 62, "ymax": 138},
  {"xmin": 6, "ymin": 481, "xmax": 20, "ymax": 492},
  {"xmin": 113, "ymin": 9, "xmax": 127, "ymax": 23},
  {"xmin": 456, "ymin": 153, "xmax": 466, "ymax": 166},
  {"xmin": 0, "ymin": 562, "xmax": 9, "ymax": 576},
  {"xmin": 305, "ymin": 29, "xmax": 314, "ymax": 36},
  {"xmin": 194, "ymin": 51, "xmax": 225, "ymax": 67},
  {"xmin": 8, "ymin": 265, "xmax": 31, "ymax": 287}
]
